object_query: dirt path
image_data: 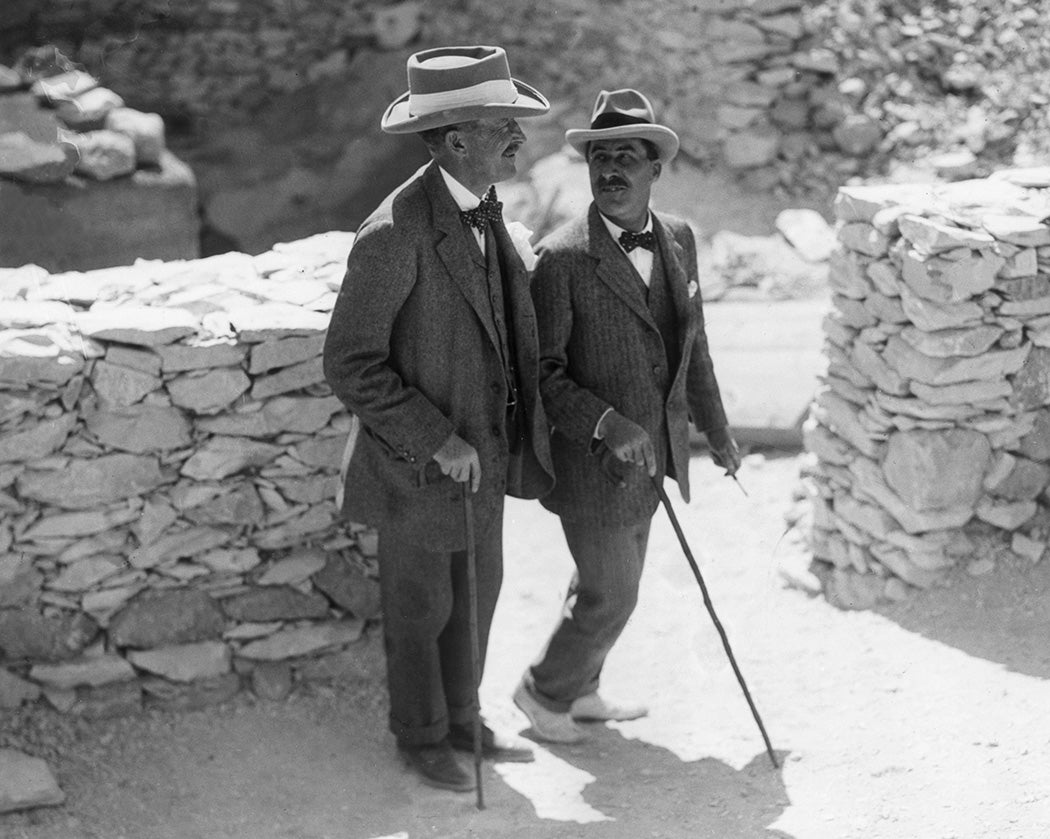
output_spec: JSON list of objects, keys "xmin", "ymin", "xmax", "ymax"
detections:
[{"xmin": 5, "ymin": 453, "xmax": 1050, "ymax": 839}]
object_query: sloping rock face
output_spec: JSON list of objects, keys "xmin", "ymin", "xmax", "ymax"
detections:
[
  {"xmin": 802, "ymin": 167, "xmax": 1050, "ymax": 606},
  {"xmin": 0, "ymin": 231, "xmax": 379, "ymax": 729}
]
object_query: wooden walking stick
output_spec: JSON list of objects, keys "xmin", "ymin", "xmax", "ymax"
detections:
[
  {"xmin": 650, "ymin": 476, "xmax": 780, "ymax": 769},
  {"xmin": 461, "ymin": 484, "xmax": 485, "ymax": 809}
]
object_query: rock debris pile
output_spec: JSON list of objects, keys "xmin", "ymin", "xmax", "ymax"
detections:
[
  {"xmin": 0, "ymin": 46, "xmax": 170, "ymax": 185},
  {"xmin": 800, "ymin": 167, "xmax": 1050, "ymax": 609},
  {"xmin": 0, "ymin": 231, "xmax": 381, "ymax": 726}
]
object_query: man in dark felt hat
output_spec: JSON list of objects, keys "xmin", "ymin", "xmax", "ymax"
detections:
[
  {"xmin": 323, "ymin": 45, "xmax": 554, "ymax": 792},
  {"xmin": 513, "ymin": 89, "xmax": 741, "ymax": 744}
]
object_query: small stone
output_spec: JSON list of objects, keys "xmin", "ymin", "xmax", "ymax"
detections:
[
  {"xmin": 140, "ymin": 672, "xmax": 240, "ymax": 712},
  {"xmin": 966, "ymin": 557, "xmax": 996, "ymax": 576},
  {"xmin": 0, "ymin": 749, "xmax": 65, "ymax": 813},
  {"xmin": 127, "ymin": 641, "xmax": 231, "ymax": 683},
  {"xmin": 250, "ymin": 661, "xmax": 293, "ymax": 700},
  {"xmin": 90, "ymin": 360, "xmax": 163, "ymax": 407},
  {"xmin": 1012, "ymin": 533, "xmax": 1046, "ymax": 563},
  {"xmin": 108, "ymin": 589, "xmax": 226, "ymax": 648},
  {"xmin": 55, "ymin": 86, "xmax": 124, "ymax": 131},
  {"xmin": 72, "ymin": 129, "xmax": 136, "ymax": 180},
  {"xmin": 167, "ymin": 368, "xmax": 251, "ymax": 414},
  {"xmin": 0, "ymin": 669, "xmax": 41, "ymax": 709},
  {"xmin": 16, "ymin": 453, "xmax": 165, "ymax": 509},
  {"xmin": 221, "ymin": 586, "xmax": 330, "ymax": 622},
  {"xmin": 104, "ymin": 107, "xmax": 165, "ymax": 166},
  {"xmin": 775, "ymin": 208, "xmax": 837, "ymax": 262},
  {"xmin": 0, "ymin": 414, "xmax": 76, "ymax": 463},
  {"xmin": 833, "ymin": 114, "xmax": 882, "ymax": 156},
  {"xmin": 76, "ymin": 307, "xmax": 198, "ymax": 346},
  {"xmin": 180, "ymin": 436, "xmax": 283, "ymax": 481},
  {"xmin": 237, "ymin": 620, "xmax": 363, "ymax": 662},
  {"xmin": 29, "ymin": 654, "xmax": 136, "ymax": 690},
  {"xmin": 85, "ymin": 404, "xmax": 192, "ymax": 453},
  {"xmin": 257, "ymin": 548, "xmax": 327, "ymax": 586},
  {"xmin": 249, "ymin": 334, "xmax": 326, "ymax": 374},
  {"xmin": 0, "ymin": 131, "xmax": 77, "ymax": 183}
]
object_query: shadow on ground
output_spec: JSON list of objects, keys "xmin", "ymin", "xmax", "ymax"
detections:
[{"xmin": 874, "ymin": 554, "xmax": 1050, "ymax": 682}]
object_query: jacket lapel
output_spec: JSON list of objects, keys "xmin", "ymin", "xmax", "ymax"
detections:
[
  {"xmin": 652, "ymin": 213, "xmax": 693, "ymax": 346},
  {"xmin": 587, "ymin": 204, "xmax": 656, "ymax": 330},
  {"xmin": 426, "ymin": 163, "xmax": 501, "ymax": 350}
]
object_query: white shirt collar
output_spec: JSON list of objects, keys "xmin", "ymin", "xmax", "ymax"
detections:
[{"xmin": 438, "ymin": 166, "xmax": 485, "ymax": 212}]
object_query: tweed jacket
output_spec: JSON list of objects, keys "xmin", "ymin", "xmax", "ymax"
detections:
[
  {"xmin": 323, "ymin": 161, "xmax": 554, "ymax": 550},
  {"xmin": 530, "ymin": 203, "xmax": 729, "ymax": 526}
]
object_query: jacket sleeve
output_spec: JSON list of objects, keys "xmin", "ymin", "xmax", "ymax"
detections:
[
  {"xmin": 679, "ymin": 225, "xmax": 729, "ymax": 434},
  {"xmin": 322, "ymin": 220, "xmax": 455, "ymax": 464},
  {"xmin": 530, "ymin": 247, "xmax": 613, "ymax": 448}
]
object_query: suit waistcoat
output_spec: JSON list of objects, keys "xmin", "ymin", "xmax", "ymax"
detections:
[{"xmin": 645, "ymin": 243, "xmax": 679, "ymax": 390}]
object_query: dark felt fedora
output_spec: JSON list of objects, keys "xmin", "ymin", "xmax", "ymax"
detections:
[
  {"xmin": 565, "ymin": 88, "xmax": 680, "ymax": 162},
  {"xmin": 381, "ymin": 45, "xmax": 549, "ymax": 134}
]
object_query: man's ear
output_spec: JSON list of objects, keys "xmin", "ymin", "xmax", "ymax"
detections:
[
  {"xmin": 445, "ymin": 128, "xmax": 469, "ymax": 158},
  {"xmin": 651, "ymin": 160, "xmax": 663, "ymax": 182}
]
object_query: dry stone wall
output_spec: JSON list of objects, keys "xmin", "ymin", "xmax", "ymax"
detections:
[
  {"xmin": 0, "ymin": 231, "xmax": 383, "ymax": 715},
  {"xmin": 802, "ymin": 167, "xmax": 1050, "ymax": 609}
]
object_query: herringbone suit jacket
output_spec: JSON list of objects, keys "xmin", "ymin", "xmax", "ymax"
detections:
[
  {"xmin": 531, "ymin": 204, "xmax": 728, "ymax": 526},
  {"xmin": 323, "ymin": 162, "xmax": 554, "ymax": 550}
]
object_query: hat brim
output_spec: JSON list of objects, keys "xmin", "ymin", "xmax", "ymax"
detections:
[
  {"xmin": 381, "ymin": 79, "xmax": 550, "ymax": 134},
  {"xmin": 566, "ymin": 124, "xmax": 680, "ymax": 163}
]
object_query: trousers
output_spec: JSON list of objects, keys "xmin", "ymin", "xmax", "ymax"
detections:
[
  {"xmin": 527, "ymin": 516, "xmax": 651, "ymax": 712},
  {"xmin": 377, "ymin": 508, "xmax": 503, "ymax": 746}
]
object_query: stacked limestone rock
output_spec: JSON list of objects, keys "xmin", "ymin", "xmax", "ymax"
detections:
[
  {"xmin": 0, "ymin": 46, "xmax": 168, "ymax": 185},
  {"xmin": 0, "ymin": 231, "xmax": 382, "ymax": 716},
  {"xmin": 801, "ymin": 167, "xmax": 1050, "ymax": 608}
]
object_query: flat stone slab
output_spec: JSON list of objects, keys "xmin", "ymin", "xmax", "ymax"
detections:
[
  {"xmin": 76, "ymin": 307, "xmax": 199, "ymax": 346},
  {"xmin": 0, "ymin": 749, "xmax": 65, "ymax": 813},
  {"xmin": 16, "ymin": 453, "xmax": 166, "ymax": 509}
]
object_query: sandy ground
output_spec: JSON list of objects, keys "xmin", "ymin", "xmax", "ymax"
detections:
[{"xmin": 4, "ymin": 451, "xmax": 1050, "ymax": 839}]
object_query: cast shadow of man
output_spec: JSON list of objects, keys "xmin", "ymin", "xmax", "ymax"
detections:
[{"xmin": 500, "ymin": 722, "xmax": 793, "ymax": 839}]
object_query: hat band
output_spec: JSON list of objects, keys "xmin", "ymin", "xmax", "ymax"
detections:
[
  {"xmin": 408, "ymin": 79, "xmax": 518, "ymax": 117},
  {"xmin": 590, "ymin": 112, "xmax": 652, "ymax": 131}
]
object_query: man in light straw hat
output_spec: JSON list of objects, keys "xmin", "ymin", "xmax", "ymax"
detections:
[
  {"xmin": 323, "ymin": 45, "xmax": 554, "ymax": 792},
  {"xmin": 513, "ymin": 88, "xmax": 741, "ymax": 743}
]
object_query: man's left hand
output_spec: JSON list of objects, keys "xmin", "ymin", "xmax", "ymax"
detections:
[{"xmin": 705, "ymin": 427, "xmax": 741, "ymax": 477}]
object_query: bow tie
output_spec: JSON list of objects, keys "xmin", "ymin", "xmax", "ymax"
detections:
[
  {"xmin": 619, "ymin": 229, "xmax": 655, "ymax": 253},
  {"xmin": 460, "ymin": 185, "xmax": 503, "ymax": 231}
]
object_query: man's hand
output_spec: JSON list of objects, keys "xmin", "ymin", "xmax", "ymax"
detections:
[
  {"xmin": 705, "ymin": 426, "xmax": 741, "ymax": 477},
  {"xmin": 598, "ymin": 411, "xmax": 656, "ymax": 477},
  {"xmin": 432, "ymin": 433, "xmax": 481, "ymax": 492}
]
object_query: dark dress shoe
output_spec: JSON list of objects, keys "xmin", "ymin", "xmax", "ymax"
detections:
[
  {"xmin": 397, "ymin": 740, "xmax": 475, "ymax": 792},
  {"xmin": 448, "ymin": 722, "xmax": 535, "ymax": 763}
]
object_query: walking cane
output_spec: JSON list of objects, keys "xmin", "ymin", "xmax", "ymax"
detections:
[
  {"xmin": 650, "ymin": 476, "xmax": 780, "ymax": 769},
  {"xmin": 461, "ymin": 484, "xmax": 485, "ymax": 809}
]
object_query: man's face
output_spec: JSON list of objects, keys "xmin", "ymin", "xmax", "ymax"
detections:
[
  {"xmin": 587, "ymin": 138, "xmax": 661, "ymax": 231},
  {"xmin": 458, "ymin": 118, "xmax": 527, "ymax": 188}
]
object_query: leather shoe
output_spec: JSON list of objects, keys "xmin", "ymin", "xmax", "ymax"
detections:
[
  {"xmin": 570, "ymin": 691, "xmax": 648, "ymax": 722},
  {"xmin": 513, "ymin": 681, "xmax": 587, "ymax": 744},
  {"xmin": 398, "ymin": 740, "xmax": 475, "ymax": 792},
  {"xmin": 448, "ymin": 722, "xmax": 535, "ymax": 763}
]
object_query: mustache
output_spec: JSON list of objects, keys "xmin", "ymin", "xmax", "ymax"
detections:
[{"xmin": 597, "ymin": 175, "xmax": 629, "ymax": 188}]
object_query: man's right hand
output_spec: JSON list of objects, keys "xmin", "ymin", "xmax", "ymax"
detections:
[
  {"xmin": 432, "ymin": 433, "xmax": 481, "ymax": 492},
  {"xmin": 597, "ymin": 411, "xmax": 656, "ymax": 477}
]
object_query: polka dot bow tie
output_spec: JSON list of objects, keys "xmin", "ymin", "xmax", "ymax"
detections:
[
  {"xmin": 619, "ymin": 230, "xmax": 656, "ymax": 253},
  {"xmin": 460, "ymin": 185, "xmax": 503, "ymax": 231}
]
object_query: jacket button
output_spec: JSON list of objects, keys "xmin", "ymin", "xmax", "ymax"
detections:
[
  {"xmin": 491, "ymin": 424, "xmax": 502, "ymax": 437},
  {"xmin": 652, "ymin": 364, "xmax": 660, "ymax": 373},
  {"xmin": 490, "ymin": 382, "xmax": 501, "ymax": 392}
]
